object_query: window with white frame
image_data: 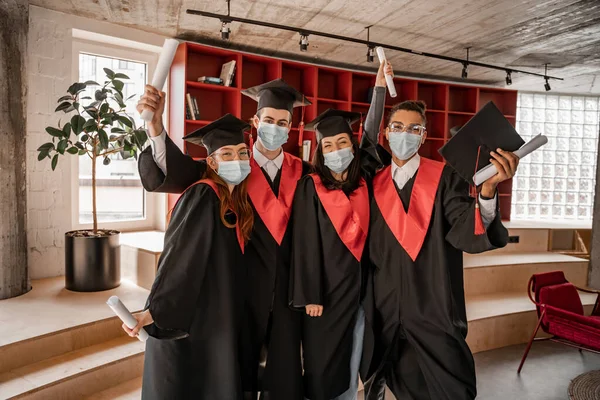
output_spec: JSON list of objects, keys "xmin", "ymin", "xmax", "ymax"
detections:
[
  {"xmin": 512, "ymin": 93, "xmax": 600, "ymax": 220},
  {"xmin": 73, "ymin": 39, "xmax": 162, "ymax": 231}
]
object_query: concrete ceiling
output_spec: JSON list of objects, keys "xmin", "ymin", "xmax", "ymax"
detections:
[{"xmin": 30, "ymin": 0, "xmax": 600, "ymax": 94}]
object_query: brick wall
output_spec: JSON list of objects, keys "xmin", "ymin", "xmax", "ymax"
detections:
[{"xmin": 26, "ymin": 6, "xmax": 73, "ymax": 279}]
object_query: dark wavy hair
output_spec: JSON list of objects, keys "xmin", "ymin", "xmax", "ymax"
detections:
[{"xmin": 312, "ymin": 133, "xmax": 362, "ymax": 194}]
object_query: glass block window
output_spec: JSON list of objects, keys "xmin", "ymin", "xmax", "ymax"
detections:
[{"xmin": 512, "ymin": 93, "xmax": 600, "ymax": 220}]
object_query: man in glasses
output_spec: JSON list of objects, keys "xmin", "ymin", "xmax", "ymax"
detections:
[{"xmin": 362, "ymin": 100, "xmax": 519, "ymax": 400}]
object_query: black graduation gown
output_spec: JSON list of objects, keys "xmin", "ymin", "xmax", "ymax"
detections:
[
  {"xmin": 240, "ymin": 158, "xmax": 311, "ymax": 400},
  {"xmin": 362, "ymin": 160, "xmax": 508, "ymax": 400},
  {"xmin": 142, "ymin": 182, "xmax": 245, "ymax": 400},
  {"xmin": 289, "ymin": 145, "xmax": 383, "ymax": 400},
  {"xmin": 138, "ymin": 136, "xmax": 310, "ymax": 400}
]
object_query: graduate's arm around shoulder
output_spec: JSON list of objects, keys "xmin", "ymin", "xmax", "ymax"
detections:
[
  {"xmin": 443, "ymin": 149, "xmax": 519, "ymax": 253},
  {"xmin": 289, "ymin": 175, "xmax": 325, "ymax": 317},
  {"xmin": 137, "ymin": 84, "xmax": 207, "ymax": 193},
  {"xmin": 124, "ymin": 182, "xmax": 219, "ymax": 340}
]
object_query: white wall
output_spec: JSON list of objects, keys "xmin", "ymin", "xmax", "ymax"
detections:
[{"xmin": 26, "ymin": 6, "xmax": 166, "ymax": 279}]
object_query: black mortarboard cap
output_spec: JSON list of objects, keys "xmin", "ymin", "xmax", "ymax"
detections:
[
  {"xmin": 183, "ymin": 113, "xmax": 250, "ymax": 154},
  {"xmin": 241, "ymin": 79, "xmax": 311, "ymax": 114},
  {"xmin": 439, "ymin": 101, "xmax": 525, "ymax": 185},
  {"xmin": 304, "ymin": 109, "xmax": 361, "ymax": 141}
]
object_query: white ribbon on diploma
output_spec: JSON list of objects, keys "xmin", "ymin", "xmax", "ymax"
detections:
[
  {"xmin": 141, "ymin": 38, "xmax": 180, "ymax": 122},
  {"xmin": 107, "ymin": 296, "xmax": 149, "ymax": 342},
  {"xmin": 473, "ymin": 134, "xmax": 548, "ymax": 186}
]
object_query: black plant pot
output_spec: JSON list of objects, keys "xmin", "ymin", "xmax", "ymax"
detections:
[{"xmin": 65, "ymin": 230, "xmax": 121, "ymax": 292}]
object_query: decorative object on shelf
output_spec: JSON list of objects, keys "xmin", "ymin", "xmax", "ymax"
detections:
[
  {"xmin": 198, "ymin": 76, "xmax": 224, "ymax": 85},
  {"xmin": 220, "ymin": 60, "xmax": 236, "ymax": 87},
  {"xmin": 302, "ymin": 140, "xmax": 312, "ymax": 162},
  {"xmin": 39, "ymin": 68, "xmax": 148, "ymax": 292}
]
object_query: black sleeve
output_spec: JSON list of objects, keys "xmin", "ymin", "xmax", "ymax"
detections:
[
  {"xmin": 144, "ymin": 184, "xmax": 217, "ymax": 339},
  {"xmin": 359, "ymin": 87, "xmax": 386, "ymax": 179},
  {"xmin": 138, "ymin": 134, "xmax": 207, "ymax": 193},
  {"xmin": 289, "ymin": 177, "xmax": 325, "ymax": 308},
  {"xmin": 443, "ymin": 167, "xmax": 508, "ymax": 253}
]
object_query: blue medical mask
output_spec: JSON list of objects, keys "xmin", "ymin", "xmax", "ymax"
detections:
[
  {"xmin": 217, "ymin": 160, "xmax": 251, "ymax": 185},
  {"xmin": 257, "ymin": 122, "xmax": 289, "ymax": 151},
  {"xmin": 388, "ymin": 132, "xmax": 423, "ymax": 160},
  {"xmin": 323, "ymin": 147, "xmax": 354, "ymax": 174}
]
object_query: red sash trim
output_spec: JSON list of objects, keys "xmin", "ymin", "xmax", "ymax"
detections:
[
  {"xmin": 372, "ymin": 158, "xmax": 444, "ymax": 261},
  {"xmin": 309, "ymin": 174, "xmax": 370, "ymax": 262},
  {"xmin": 175, "ymin": 179, "xmax": 245, "ymax": 253},
  {"xmin": 247, "ymin": 153, "xmax": 303, "ymax": 245}
]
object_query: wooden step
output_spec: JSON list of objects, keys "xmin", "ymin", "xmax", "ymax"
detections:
[
  {"xmin": 466, "ymin": 291, "xmax": 597, "ymax": 354},
  {"xmin": 490, "ymin": 228, "xmax": 549, "ymax": 254},
  {"xmin": 463, "ymin": 252, "xmax": 588, "ymax": 296},
  {"xmin": 0, "ymin": 336, "xmax": 144, "ymax": 400},
  {"xmin": 85, "ymin": 377, "xmax": 142, "ymax": 400}
]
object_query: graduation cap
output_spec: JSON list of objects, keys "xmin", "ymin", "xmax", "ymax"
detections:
[
  {"xmin": 439, "ymin": 102, "xmax": 524, "ymax": 186},
  {"xmin": 439, "ymin": 101, "xmax": 524, "ymax": 235},
  {"xmin": 304, "ymin": 109, "xmax": 361, "ymax": 142},
  {"xmin": 183, "ymin": 113, "xmax": 250, "ymax": 154},
  {"xmin": 241, "ymin": 79, "xmax": 312, "ymax": 114}
]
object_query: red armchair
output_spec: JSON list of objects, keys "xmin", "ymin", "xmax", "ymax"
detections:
[{"xmin": 518, "ymin": 270, "xmax": 600, "ymax": 373}]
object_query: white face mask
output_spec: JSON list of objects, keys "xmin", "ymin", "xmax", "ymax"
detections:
[
  {"xmin": 257, "ymin": 122, "xmax": 289, "ymax": 151},
  {"xmin": 216, "ymin": 160, "xmax": 251, "ymax": 185},
  {"xmin": 388, "ymin": 132, "xmax": 423, "ymax": 160},
  {"xmin": 323, "ymin": 147, "xmax": 354, "ymax": 173}
]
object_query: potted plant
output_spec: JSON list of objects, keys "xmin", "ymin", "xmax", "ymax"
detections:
[{"xmin": 38, "ymin": 68, "xmax": 148, "ymax": 292}]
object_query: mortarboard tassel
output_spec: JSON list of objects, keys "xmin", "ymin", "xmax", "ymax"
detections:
[
  {"xmin": 358, "ymin": 113, "xmax": 363, "ymax": 143},
  {"xmin": 471, "ymin": 145, "xmax": 486, "ymax": 236},
  {"xmin": 248, "ymin": 123, "xmax": 254, "ymax": 150},
  {"xmin": 298, "ymin": 95, "xmax": 306, "ymax": 149}
]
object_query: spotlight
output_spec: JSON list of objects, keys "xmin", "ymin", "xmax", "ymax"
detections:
[
  {"xmin": 505, "ymin": 71, "xmax": 512, "ymax": 86},
  {"xmin": 366, "ymin": 46, "xmax": 374, "ymax": 63},
  {"xmin": 220, "ymin": 20, "xmax": 231, "ymax": 40},
  {"xmin": 461, "ymin": 63, "xmax": 468, "ymax": 79},
  {"xmin": 299, "ymin": 34, "xmax": 309, "ymax": 52},
  {"xmin": 544, "ymin": 77, "xmax": 551, "ymax": 91}
]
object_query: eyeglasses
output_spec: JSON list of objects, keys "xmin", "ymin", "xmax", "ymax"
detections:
[
  {"xmin": 211, "ymin": 148, "xmax": 251, "ymax": 161},
  {"xmin": 388, "ymin": 122, "xmax": 425, "ymax": 135}
]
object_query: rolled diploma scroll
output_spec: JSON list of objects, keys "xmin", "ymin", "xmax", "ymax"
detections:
[
  {"xmin": 473, "ymin": 134, "xmax": 548, "ymax": 186},
  {"xmin": 141, "ymin": 38, "xmax": 180, "ymax": 122},
  {"xmin": 375, "ymin": 47, "xmax": 397, "ymax": 98},
  {"xmin": 107, "ymin": 296, "xmax": 149, "ymax": 342}
]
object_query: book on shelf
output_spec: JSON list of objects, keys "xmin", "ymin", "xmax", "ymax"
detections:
[
  {"xmin": 197, "ymin": 76, "xmax": 224, "ymax": 85},
  {"xmin": 192, "ymin": 97, "xmax": 200, "ymax": 120},
  {"xmin": 186, "ymin": 93, "xmax": 196, "ymax": 120},
  {"xmin": 185, "ymin": 106, "xmax": 192, "ymax": 120},
  {"xmin": 219, "ymin": 60, "xmax": 236, "ymax": 87},
  {"xmin": 186, "ymin": 93, "xmax": 200, "ymax": 120},
  {"xmin": 302, "ymin": 140, "xmax": 312, "ymax": 162}
]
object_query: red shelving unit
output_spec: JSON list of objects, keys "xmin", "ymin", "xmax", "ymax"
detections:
[{"xmin": 168, "ymin": 42, "xmax": 518, "ymax": 219}]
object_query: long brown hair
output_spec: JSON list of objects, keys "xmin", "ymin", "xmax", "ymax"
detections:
[
  {"xmin": 205, "ymin": 167, "xmax": 254, "ymax": 243},
  {"xmin": 312, "ymin": 134, "xmax": 362, "ymax": 195}
]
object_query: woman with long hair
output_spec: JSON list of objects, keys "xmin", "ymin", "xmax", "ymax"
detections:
[
  {"xmin": 289, "ymin": 63, "xmax": 393, "ymax": 400},
  {"xmin": 123, "ymin": 114, "xmax": 254, "ymax": 400}
]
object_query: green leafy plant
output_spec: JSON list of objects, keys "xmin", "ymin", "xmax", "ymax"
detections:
[{"xmin": 39, "ymin": 68, "xmax": 148, "ymax": 234}]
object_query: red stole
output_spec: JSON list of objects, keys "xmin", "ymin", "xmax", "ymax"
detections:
[
  {"xmin": 176, "ymin": 179, "xmax": 245, "ymax": 253},
  {"xmin": 247, "ymin": 153, "xmax": 303, "ymax": 245},
  {"xmin": 309, "ymin": 174, "xmax": 370, "ymax": 262},
  {"xmin": 373, "ymin": 158, "xmax": 444, "ymax": 261}
]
